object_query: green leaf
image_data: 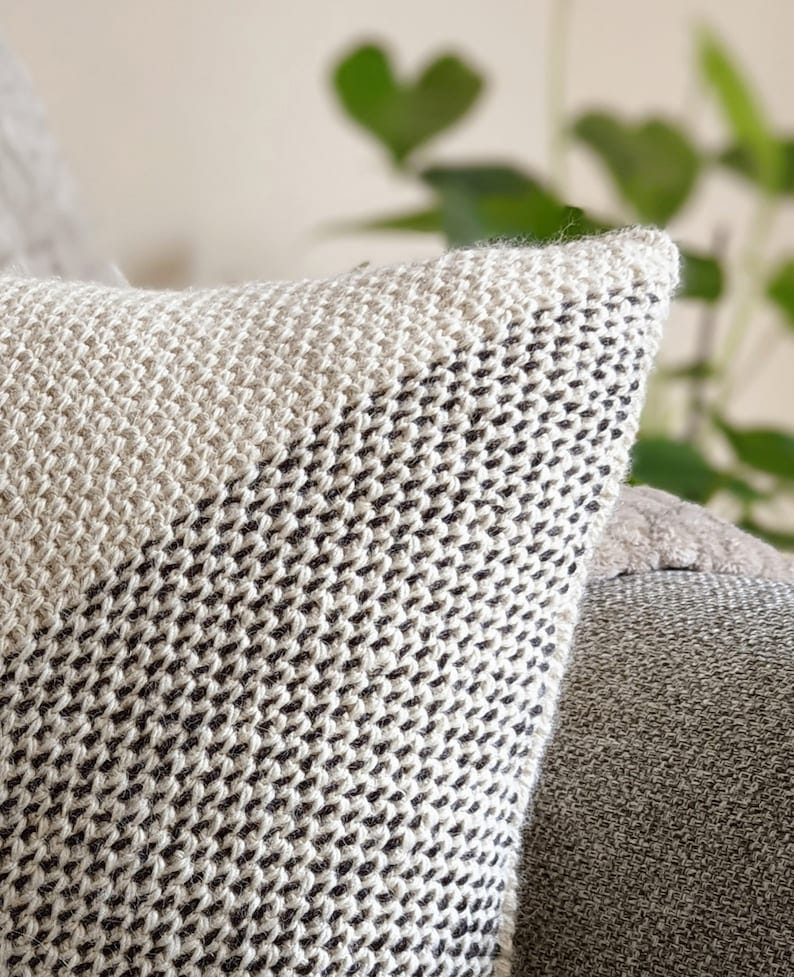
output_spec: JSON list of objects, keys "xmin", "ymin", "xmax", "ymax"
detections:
[
  {"xmin": 422, "ymin": 164, "xmax": 536, "ymax": 197},
  {"xmin": 420, "ymin": 165, "xmax": 602, "ymax": 246},
  {"xmin": 738, "ymin": 519, "xmax": 794, "ymax": 551},
  {"xmin": 719, "ymin": 474, "xmax": 768, "ymax": 503},
  {"xmin": 698, "ymin": 29, "xmax": 781, "ymax": 192},
  {"xmin": 717, "ymin": 420, "xmax": 794, "ymax": 479},
  {"xmin": 631, "ymin": 436, "xmax": 771, "ymax": 504},
  {"xmin": 572, "ymin": 112, "xmax": 700, "ymax": 223},
  {"xmin": 766, "ymin": 258, "xmax": 794, "ymax": 331},
  {"xmin": 678, "ymin": 248, "xmax": 724, "ymax": 302},
  {"xmin": 658, "ymin": 360, "xmax": 717, "ymax": 381},
  {"xmin": 718, "ymin": 138, "xmax": 794, "ymax": 193},
  {"xmin": 630, "ymin": 437, "xmax": 724, "ymax": 503},
  {"xmin": 343, "ymin": 208, "xmax": 443, "ymax": 234},
  {"xmin": 332, "ymin": 44, "xmax": 483, "ymax": 164}
]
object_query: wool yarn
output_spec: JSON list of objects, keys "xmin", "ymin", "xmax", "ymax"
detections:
[{"xmin": 0, "ymin": 229, "xmax": 677, "ymax": 976}]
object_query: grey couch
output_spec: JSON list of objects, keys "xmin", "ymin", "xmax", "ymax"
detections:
[
  {"xmin": 513, "ymin": 571, "xmax": 793, "ymax": 976},
  {"xmin": 1, "ymin": 40, "xmax": 792, "ymax": 977}
]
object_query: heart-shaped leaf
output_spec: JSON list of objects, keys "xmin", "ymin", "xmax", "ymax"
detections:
[
  {"xmin": 572, "ymin": 112, "xmax": 700, "ymax": 224},
  {"xmin": 698, "ymin": 29, "xmax": 782, "ymax": 193},
  {"xmin": 718, "ymin": 138, "xmax": 794, "ymax": 193},
  {"xmin": 333, "ymin": 44, "xmax": 483, "ymax": 164},
  {"xmin": 717, "ymin": 420, "xmax": 794, "ymax": 479},
  {"xmin": 630, "ymin": 437, "xmax": 725, "ymax": 503},
  {"xmin": 679, "ymin": 248, "xmax": 724, "ymax": 302},
  {"xmin": 766, "ymin": 259, "xmax": 794, "ymax": 331},
  {"xmin": 420, "ymin": 165, "xmax": 601, "ymax": 246}
]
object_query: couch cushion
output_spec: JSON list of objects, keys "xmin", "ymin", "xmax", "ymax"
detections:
[
  {"xmin": 513, "ymin": 570, "xmax": 794, "ymax": 977},
  {"xmin": 0, "ymin": 229, "xmax": 676, "ymax": 976}
]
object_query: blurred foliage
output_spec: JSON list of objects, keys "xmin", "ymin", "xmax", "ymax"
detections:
[
  {"xmin": 330, "ymin": 27, "xmax": 794, "ymax": 547},
  {"xmin": 333, "ymin": 46, "xmax": 483, "ymax": 165},
  {"xmin": 572, "ymin": 112, "xmax": 700, "ymax": 223}
]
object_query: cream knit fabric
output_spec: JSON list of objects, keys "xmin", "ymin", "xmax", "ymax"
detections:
[{"xmin": 0, "ymin": 229, "xmax": 677, "ymax": 976}]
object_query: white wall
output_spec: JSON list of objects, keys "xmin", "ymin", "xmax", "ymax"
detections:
[{"xmin": 2, "ymin": 0, "xmax": 793, "ymax": 426}]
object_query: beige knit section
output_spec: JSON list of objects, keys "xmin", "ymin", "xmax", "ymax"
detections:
[{"xmin": 0, "ymin": 229, "xmax": 677, "ymax": 649}]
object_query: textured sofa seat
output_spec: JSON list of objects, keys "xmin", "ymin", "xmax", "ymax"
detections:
[{"xmin": 513, "ymin": 570, "xmax": 794, "ymax": 977}]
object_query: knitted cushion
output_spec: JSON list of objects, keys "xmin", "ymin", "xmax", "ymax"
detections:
[
  {"xmin": 512, "ymin": 571, "xmax": 794, "ymax": 977},
  {"xmin": 0, "ymin": 228, "xmax": 677, "ymax": 976}
]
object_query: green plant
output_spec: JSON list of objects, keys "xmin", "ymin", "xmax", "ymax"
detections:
[{"xmin": 328, "ymin": 28, "xmax": 794, "ymax": 547}]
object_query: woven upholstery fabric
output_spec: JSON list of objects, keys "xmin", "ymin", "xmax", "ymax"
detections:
[
  {"xmin": 513, "ymin": 571, "xmax": 794, "ymax": 977},
  {"xmin": 0, "ymin": 38, "xmax": 118, "ymax": 281},
  {"xmin": 0, "ymin": 229, "xmax": 676, "ymax": 976}
]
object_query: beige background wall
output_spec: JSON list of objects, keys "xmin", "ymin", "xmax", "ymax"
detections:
[{"xmin": 1, "ymin": 0, "xmax": 793, "ymax": 426}]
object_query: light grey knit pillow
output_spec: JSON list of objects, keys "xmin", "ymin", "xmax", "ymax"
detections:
[
  {"xmin": 0, "ymin": 38, "xmax": 119, "ymax": 282},
  {"xmin": 0, "ymin": 228, "xmax": 677, "ymax": 976}
]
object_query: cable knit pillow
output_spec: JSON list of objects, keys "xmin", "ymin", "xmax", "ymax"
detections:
[{"xmin": 0, "ymin": 228, "xmax": 677, "ymax": 977}]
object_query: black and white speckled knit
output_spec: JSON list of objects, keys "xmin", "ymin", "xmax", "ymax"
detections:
[{"xmin": 0, "ymin": 229, "xmax": 677, "ymax": 976}]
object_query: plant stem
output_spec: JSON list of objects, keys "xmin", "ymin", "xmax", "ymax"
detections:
[
  {"xmin": 683, "ymin": 226, "xmax": 728, "ymax": 443},
  {"xmin": 684, "ymin": 306, "xmax": 719, "ymax": 441},
  {"xmin": 547, "ymin": 0, "xmax": 574, "ymax": 196},
  {"xmin": 715, "ymin": 192, "xmax": 777, "ymax": 408}
]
